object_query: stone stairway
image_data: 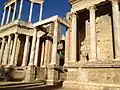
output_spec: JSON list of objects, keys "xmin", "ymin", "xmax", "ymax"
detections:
[{"xmin": 0, "ymin": 82, "xmax": 63, "ymax": 90}]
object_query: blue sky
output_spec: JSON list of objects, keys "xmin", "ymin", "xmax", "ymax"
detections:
[{"xmin": 0, "ymin": 0, "xmax": 71, "ymax": 23}]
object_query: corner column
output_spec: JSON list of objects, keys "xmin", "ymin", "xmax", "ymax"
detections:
[
  {"xmin": 40, "ymin": 41, "xmax": 45, "ymax": 66},
  {"xmin": 89, "ymin": 6, "xmax": 97, "ymax": 62},
  {"xmin": 9, "ymin": 34, "xmax": 18, "ymax": 66},
  {"xmin": 112, "ymin": 0, "xmax": 120, "ymax": 60},
  {"xmin": 29, "ymin": 31, "xmax": 37, "ymax": 66},
  {"xmin": 6, "ymin": 6, "xmax": 11, "ymax": 24},
  {"xmin": 22, "ymin": 35, "xmax": 30, "ymax": 66},
  {"xmin": 29, "ymin": 2, "xmax": 34, "ymax": 22},
  {"xmin": 12, "ymin": 1, "xmax": 17, "ymax": 21},
  {"xmin": 4, "ymin": 35, "xmax": 12, "ymax": 65},
  {"xmin": 34, "ymin": 36, "xmax": 40, "ymax": 66},
  {"xmin": 39, "ymin": 3, "xmax": 43, "ymax": 21},
  {"xmin": 0, "ymin": 37, "xmax": 6, "ymax": 64},
  {"xmin": 18, "ymin": 0, "xmax": 23, "ymax": 19},
  {"xmin": 50, "ymin": 20, "xmax": 59, "ymax": 65},
  {"xmin": 1, "ymin": 8, "xmax": 6, "ymax": 26},
  {"xmin": 64, "ymin": 29, "xmax": 70, "ymax": 66},
  {"xmin": 70, "ymin": 12, "xmax": 77, "ymax": 62}
]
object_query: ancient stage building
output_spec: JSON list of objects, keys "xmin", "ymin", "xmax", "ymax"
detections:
[
  {"xmin": 63, "ymin": 0, "xmax": 120, "ymax": 89},
  {"xmin": 0, "ymin": 0, "xmax": 70, "ymax": 85},
  {"xmin": 1, "ymin": 0, "xmax": 120, "ymax": 90}
]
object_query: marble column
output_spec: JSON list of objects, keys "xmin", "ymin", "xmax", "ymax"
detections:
[
  {"xmin": 44, "ymin": 39, "xmax": 49, "ymax": 67},
  {"xmin": 6, "ymin": 6, "xmax": 11, "ymax": 24},
  {"xmin": 29, "ymin": 2, "xmax": 34, "ymax": 22},
  {"xmin": 112, "ymin": 0, "xmax": 120, "ymax": 60},
  {"xmin": 4, "ymin": 35, "xmax": 12, "ymax": 65},
  {"xmin": 70, "ymin": 12, "xmax": 77, "ymax": 62},
  {"xmin": 18, "ymin": 0, "xmax": 23, "ymax": 19},
  {"xmin": 50, "ymin": 20, "xmax": 59, "ymax": 64},
  {"xmin": 0, "ymin": 37, "xmax": 6, "ymax": 64},
  {"xmin": 34, "ymin": 37, "xmax": 40, "ymax": 66},
  {"xmin": 1, "ymin": 8, "xmax": 6, "ymax": 26},
  {"xmin": 41, "ymin": 41, "xmax": 45, "ymax": 66},
  {"xmin": 12, "ymin": 1, "xmax": 17, "ymax": 21},
  {"xmin": 29, "ymin": 31, "xmax": 37, "ymax": 66},
  {"xmin": 10, "ymin": 34, "xmax": 18, "ymax": 66},
  {"xmin": 89, "ymin": 6, "xmax": 97, "ymax": 62},
  {"xmin": 22, "ymin": 35, "xmax": 30, "ymax": 66},
  {"xmin": 64, "ymin": 29, "xmax": 70, "ymax": 66},
  {"xmin": 39, "ymin": 3, "xmax": 43, "ymax": 21}
]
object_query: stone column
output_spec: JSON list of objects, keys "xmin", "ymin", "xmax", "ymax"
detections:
[
  {"xmin": 12, "ymin": 1, "xmax": 17, "ymax": 21},
  {"xmin": 89, "ymin": 6, "xmax": 97, "ymax": 62},
  {"xmin": 29, "ymin": 31, "xmax": 37, "ymax": 66},
  {"xmin": 18, "ymin": 0, "xmax": 23, "ymax": 19},
  {"xmin": 112, "ymin": 0, "xmax": 120, "ymax": 60},
  {"xmin": 6, "ymin": 6, "xmax": 11, "ymax": 24},
  {"xmin": 44, "ymin": 39, "xmax": 49, "ymax": 67},
  {"xmin": 1, "ymin": 8, "xmax": 6, "ymax": 26},
  {"xmin": 0, "ymin": 37, "xmax": 6, "ymax": 64},
  {"xmin": 50, "ymin": 20, "xmax": 59, "ymax": 64},
  {"xmin": 40, "ymin": 41, "xmax": 45, "ymax": 66},
  {"xmin": 29, "ymin": 2, "xmax": 34, "ymax": 22},
  {"xmin": 70, "ymin": 12, "xmax": 77, "ymax": 62},
  {"xmin": 64, "ymin": 29, "xmax": 70, "ymax": 66},
  {"xmin": 34, "ymin": 36, "xmax": 40, "ymax": 66},
  {"xmin": 4, "ymin": 35, "xmax": 12, "ymax": 65},
  {"xmin": 10, "ymin": 34, "xmax": 18, "ymax": 66},
  {"xmin": 22, "ymin": 36, "xmax": 30, "ymax": 66},
  {"xmin": 39, "ymin": 3, "xmax": 43, "ymax": 21}
]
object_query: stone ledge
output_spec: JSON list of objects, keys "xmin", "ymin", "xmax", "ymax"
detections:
[{"xmin": 81, "ymin": 61, "xmax": 120, "ymax": 68}]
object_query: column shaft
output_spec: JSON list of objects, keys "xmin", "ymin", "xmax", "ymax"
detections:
[
  {"xmin": 39, "ymin": 4, "xmax": 43, "ymax": 21},
  {"xmin": 12, "ymin": 2, "xmax": 17, "ymax": 21},
  {"xmin": 89, "ymin": 6, "xmax": 97, "ymax": 62},
  {"xmin": 64, "ymin": 29, "xmax": 70, "ymax": 66},
  {"xmin": 4, "ymin": 35, "xmax": 12, "ymax": 65},
  {"xmin": 70, "ymin": 13, "xmax": 77, "ymax": 62},
  {"xmin": 50, "ymin": 20, "xmax": 59, "ymax": 64},
  {"xmin": 40, "ymin": 42, "xmax": 45, "ymax": 66},
  {"xmin": 1, "ymin": 8, "xmax": 6, "ymax": 26},
  {"xmin": 112, "ymin": 0, "xmax": 120, "ymax": 60},
  {"xmin": 0, "ymin": 37, "xmax": 6, "ymax": 64},
  {"xmin": 18, "ymin": 0, "xmax": 23, "ymax": 19},
  {"xmin": 6, "ymin": 6, "xmax": 11, "ymax": 24},
  {"xmin": 34, "ymin": 37, "xmax": 40, "ymax": 66},
  {"xmin": 22, "ymin": 36, "xmax": 30, "ymax": 66},
  {"xmin": 29, "ymin": 31, "xmax": 37, "ymax": 66},
  {"xmin": 29, "ymin": 2, "xmax": 34, "ymax": 22},
  {"xmin": 10, "ymin": 34, "xmax": 18, "ymax": 66}
]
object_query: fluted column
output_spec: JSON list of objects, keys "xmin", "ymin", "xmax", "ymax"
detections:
[
  {"xmin": 112, "ymin": 0, "xmax": 120, "ymax": 60},
  {"xmin": 89, "ymin": 6, "xmax": 97, "ymax": 62},
  {"xmin": 4, "ymin": 35, "xmax": 12, "ymax": 65},
  {"xmin": 0, "ymin": 37, "xmax": 6, "ymax": 64},
  {"xmin": 22, "ymin": 36, "xmax": 30, "ymax": 66},
  {"xmin": 50, "ymin": 20, "xmax": 59, "ymax": 64},
  {"xmin": 10, "ymin": 34, "xmax": 18, "ymax": 66},
  {"xmin": 29, "ymin": 2, "xmax": 34, "ymax": 22},
  {"xmin": 6, "ymin": 6, "xmax": 11, "ymax": 24},
  {"xmin": 34, "ymin": 36, "xmax": 40, "ymax": 66},
  {"xmin": 18, "ymin": 0, "xmax": 23, "ymax": 19},
  {"xmin": 70, "ymin": 12, "xmax": 77, "ymax": 62},
  {"xmin": 29, "ymin": 31, "xmax": 37, "ymax": 66},
  {"xmin": 64, "ymin": 29, "xmax": 70, "ymax": 66},
  {"xmin": 1, "ymin": 8, "xmax": 6, "ymax": 26},
  {"xmin": 39, "ymin": 3, "xmax": 43, "ymax": 21},
  {"xmin": 12, "ymin": 1, "xmax": 17, "ymax": 21},
  {"xmin": 41, "ymin": 41, "xmax": 45, "ymax": 66}
]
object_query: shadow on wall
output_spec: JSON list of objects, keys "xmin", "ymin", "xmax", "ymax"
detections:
[{"xmin": 0, "ymin": 65, "xmax": 13, "ymax": 81}]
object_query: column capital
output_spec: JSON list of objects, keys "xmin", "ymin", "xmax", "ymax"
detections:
[
  {"xmin": 111, "ymin": 0, "xmax": 119, "ymax": 5},
  {"xmin": 88, "ymin": 5, "xmax": 96, "ymax": 12}
]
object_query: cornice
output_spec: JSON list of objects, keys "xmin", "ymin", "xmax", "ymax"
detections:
[{"xmin": 68, "ymin": 0, "xmax": 81, "ymax": 5}]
